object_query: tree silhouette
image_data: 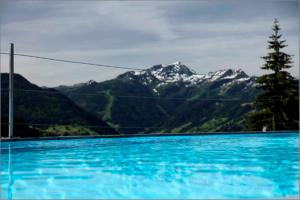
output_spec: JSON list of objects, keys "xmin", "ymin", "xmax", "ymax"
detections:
[{"xmin": 246, "ymin": 19, "xmax": 299, "ymax": 131}]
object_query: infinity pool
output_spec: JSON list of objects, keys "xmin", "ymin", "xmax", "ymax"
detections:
[{"xmin": 1, "ymin": 133, "xmax": 299, "ymax": 199}]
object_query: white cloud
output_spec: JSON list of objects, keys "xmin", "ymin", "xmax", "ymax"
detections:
[
  {"xmin": 0, "ymin": 0, "xmax": 298, "ymax": 86},
  {"xmin": 92, "ymin": 2, "xmax": 178, "ymax": 41}
]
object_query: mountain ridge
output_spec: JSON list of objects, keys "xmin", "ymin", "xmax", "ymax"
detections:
[
  {"xmin": 60, "ymin": 63, "xmax": 256, "ymax": 94},
  {"xmin": 1, "ymin": 73, "xmax": 118, "ymax": 137},
  {"xmin": 57, "ymin": 63, "xmax": 259, "ymax": 134}
]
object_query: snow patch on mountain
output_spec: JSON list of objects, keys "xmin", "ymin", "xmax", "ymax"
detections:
[{"xmin": 119, "ymin": 62, "xmax": 254, "ymax": 90}]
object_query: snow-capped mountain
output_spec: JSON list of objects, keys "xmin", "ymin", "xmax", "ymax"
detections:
[
  {"xmin": 118, "ymin": 61, "xmax": 255, "ymax": 90},
  {"xmin": 58, "ymin": 62, "xmax": 259, "ymax": 134}
]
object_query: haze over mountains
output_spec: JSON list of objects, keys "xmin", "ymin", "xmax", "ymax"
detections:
[{"xmin": 1, "ymin": 62, "xmax": 262, "ymax": 136}]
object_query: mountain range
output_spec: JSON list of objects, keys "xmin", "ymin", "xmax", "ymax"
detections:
[
  {"xmin": 1, "ymin": 62, "xmax": 262, "ymax": 136},
  {"xmin": 1, "ymin": 73, "xmax": 117, "ymax": 137},
  {"xmin": 57, "ymin": 62, "xmax": 259, "ymax": 134}
]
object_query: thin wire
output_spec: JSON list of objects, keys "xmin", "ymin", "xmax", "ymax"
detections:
[
  {"xmin": 0, "ymin": 52, "xmax": 297, "ymax": 102},
  {"xmin": 0, "ymin": 122, "xmax": 190, "ymax": 129},
  {"xmin": 1, "ymin": 88, "xmax": 257, "ymax": 102},
  {"xmin": 5, "ymin": 88, "xmax": 107, "ymax": 96},
  {"xmin": 1, "ymin": 122, "xmax": 298, "ymax": 129},
  {"xmin": 2, "ymin": 88, "xmax": 297, "ymax": 102},
  {"xmin": 0, "ymin": 52, "xmax": 144, "ymax": 71},
  {"xmin": 1, "ymin": 88, "xmax": 296, "ymax": 102},
  {"xmin": 1, "ymin": 52, "xmax": 298, "ymax": 132}
]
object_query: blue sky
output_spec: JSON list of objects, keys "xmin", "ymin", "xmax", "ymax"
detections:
[{"xmin": 0, "ymin": 0, "xmax": 299, "ymax": 86}]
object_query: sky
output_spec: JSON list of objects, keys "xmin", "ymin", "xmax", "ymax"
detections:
[{"xmin": 0, "ymin": 0, "xmax": 299, "ymax": 87}]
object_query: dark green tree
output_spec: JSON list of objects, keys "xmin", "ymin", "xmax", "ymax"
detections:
[{"xmin": 246, "ymin": 19, "xmax": 299, "ymax": 131}]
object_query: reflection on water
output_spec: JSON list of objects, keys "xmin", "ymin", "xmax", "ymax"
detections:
[
  {"xmin": 7, "ymin": 143, "xmax": 13, "ymax": 200},
  {"xmin": 0, "ymin": 133, "xmax": 299, "ymax": 199}
]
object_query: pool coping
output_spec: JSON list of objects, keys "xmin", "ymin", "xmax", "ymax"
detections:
[{"xmin": 0, "ymin": 130, "xmax": 299, "ymax": 142}]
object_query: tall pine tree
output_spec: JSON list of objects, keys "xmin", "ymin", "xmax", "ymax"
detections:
[{"xmin": 246, "ymin": 19, "xmax": 299, "ymax": 131}]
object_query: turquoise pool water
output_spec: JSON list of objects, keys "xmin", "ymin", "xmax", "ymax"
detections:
[{"xmin": 1, "ymin": 133, "xmax": 299, "ymax": 199}]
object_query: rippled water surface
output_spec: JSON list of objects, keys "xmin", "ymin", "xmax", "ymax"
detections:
[{"xmin": 1, "ymin": 133, "xmax": 299, "ymax": 199}]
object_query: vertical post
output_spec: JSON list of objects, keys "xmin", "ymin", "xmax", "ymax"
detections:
[{"xmin": 9, "ymin": 43, "xmax": 14, "ymax": 138}]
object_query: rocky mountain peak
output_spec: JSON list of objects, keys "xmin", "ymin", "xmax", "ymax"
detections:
[
  {"xmin": 204, "ymin": 68, "xmax": 249, "ymax": 81},
  {"xmin": 147, "ymin": 62, "xmax": 195, "ymax": 83},
  {"xmin": 117, "ymin": 62, "xmax": 253, "ymax": 89}
]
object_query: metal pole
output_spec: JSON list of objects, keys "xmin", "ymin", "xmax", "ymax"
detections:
[{"xmin": 9, "ymin": 43, "xmax": 14, "ymax": 138}]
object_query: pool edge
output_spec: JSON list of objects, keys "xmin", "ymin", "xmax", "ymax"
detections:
[{"xmin": 1, "ymin": 130, "xmax": 299, "ymax": 142}]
